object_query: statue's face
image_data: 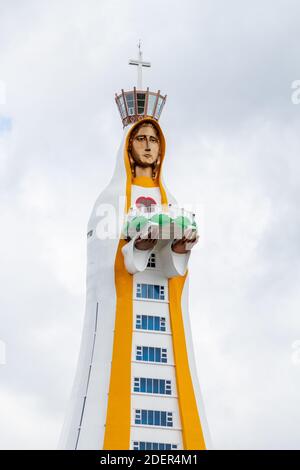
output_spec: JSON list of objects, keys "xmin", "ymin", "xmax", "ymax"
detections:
[{"xmin": 130, "ymin": 124, "xmax": 160, "ymax": 167}]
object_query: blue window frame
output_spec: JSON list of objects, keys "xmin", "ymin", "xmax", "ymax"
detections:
[
  {"xmin": 136, "ymin": 283, "xmax": 165, "ymax": 300},
  {"xmin": 133, "ymin": 441, "xmax": 178, "ymax": 450},
  {"xmin": 133, "ymin": 377, "xmax": 172, "ymax": 395},
  {"xmin": 136, "ymin": 346, "xmax": 167, "ymax": 363},
  {"xmin": 136, "ymin": 315, "xmax": 166, "ymax": 332},
  {"xmin": 142, "ymin": 284, "xmax": 147, "ymax": 298},
  {"xmin": 135, "ymin": 409, "xmax": 173, "ymax": 427}
]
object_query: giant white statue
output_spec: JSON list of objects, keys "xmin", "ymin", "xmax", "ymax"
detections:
[{"xmin": 59, "ymin": 46, "xmax": 212, "ymax": 451}]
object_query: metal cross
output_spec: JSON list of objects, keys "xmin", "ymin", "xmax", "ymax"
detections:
[{"xmin": 129, "ymin": 40, "xmax": 151, "ymax": 90}]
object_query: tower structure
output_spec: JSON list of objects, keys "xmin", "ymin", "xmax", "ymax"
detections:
[{"xmin": 59, "ymin": 44, "xmax": 211, "ymax": 451}]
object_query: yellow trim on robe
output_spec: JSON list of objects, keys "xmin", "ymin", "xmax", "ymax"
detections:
[
  {"xmin": 132, "ymin": 175, "xmax": 159, "ymax": 188},
  {"xmin": 103, "ymin": 126, "xmax": 136, "ymax": 449},
  {"xmin": 169, "ymin": 273, "xmax": 207, "ymax": 450},
  {"xmin": 103, "ymin": 238, "xmax": 133, "ymax": 449}
]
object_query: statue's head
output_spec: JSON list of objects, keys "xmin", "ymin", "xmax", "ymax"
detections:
[{"xmin": 128, "ymin": 121, "xmax": 161, "ymax": 179}]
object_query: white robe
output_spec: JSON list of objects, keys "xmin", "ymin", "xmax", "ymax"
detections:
[{"xmin": 58, "ymin": 118, "xmax": 212, "ymax": 450}]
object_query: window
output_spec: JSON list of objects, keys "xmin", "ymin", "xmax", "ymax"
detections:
[
  {"xmin": 135, "ymin": 409, "xmax": 173, "ymax": 427},
  {"xmin": 136, "ymin": 346, "xmax": 167, "ymax": 363},
  {"xmin": 125, "ymin": 93, "xmax": 135, "ymax": 115},
  {"xmin": 118, "ymin": 96, "xmax": 126, "ymax": 119},
  {"xmin": 137, "ymin": 93, "xmax": 146, "ymax": 114},
  {"xmin": 133, "ymin": 377, "xmax": 172, "ymax": 395},
  {"xmin": 154, "ymin": 96, "xmax": 163, "ymax": 119},
  {"xmin": 133, "ymin": 441, "xmax": 177, "ymax": 450},
  {"xmin": 147, "ymin": 253, "xmax": 156, "ymax": 268},
  {"xmin": 147, "ymin": 94, "xmax": 157, "ymax": 115},
  {"xmin": 136, "ymin": 315, "xmax": 166, "ymax": 332},
  {"xmin": 136, "ymin": 283, "xmax": 165, "ymax": 300}
]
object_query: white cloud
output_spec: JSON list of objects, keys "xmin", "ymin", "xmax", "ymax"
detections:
[
  {"xmin": 0, "ymin": 0, "xmax": 299, "ymax": 450},
  {"xmin": 0, "ymin": 388, "xmax": 60, "ymax": 450}
]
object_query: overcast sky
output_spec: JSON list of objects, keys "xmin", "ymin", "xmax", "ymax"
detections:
[{"xmin": 0, "ymin": 0, "xmax": 300, "ymax": 449}]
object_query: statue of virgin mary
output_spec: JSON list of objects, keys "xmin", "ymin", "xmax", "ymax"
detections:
[{"xmin": 59, "ymin": 85, "xmax": 212, "ymax": 451}]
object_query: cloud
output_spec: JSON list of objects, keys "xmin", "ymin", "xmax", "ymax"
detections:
[
  {"xmin": 0, "ymin": 387, "xmax": 59, "ymax": 450},
  {"xmin": 0, "ymin": 116, "xmax": 12, "ymax": 134},
  {"xmin": 0, "ymin": 0, "xmax": 299, "ymax": 449}
]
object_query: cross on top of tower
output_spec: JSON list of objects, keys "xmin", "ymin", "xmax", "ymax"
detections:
[
  {"xmin": 129, "ymin": 40, "xmax": 151, "ymax": 90},
  {"xmin": 115, "ymin": 43, "xmax": 166, "ymax": 127}
]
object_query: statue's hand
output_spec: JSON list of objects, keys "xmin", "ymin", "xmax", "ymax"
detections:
[
  {"xmin": 171, "ymin": 228, "xmax": 199, "ymax": 254},
  {"xmin": 134, "ymin": 225, "xmax": 159, "ymax": 251}
]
